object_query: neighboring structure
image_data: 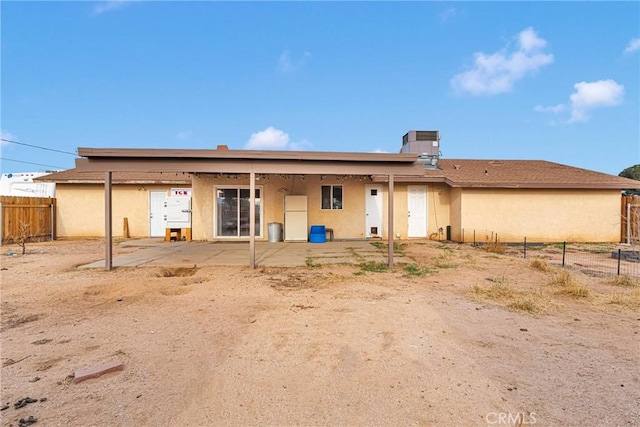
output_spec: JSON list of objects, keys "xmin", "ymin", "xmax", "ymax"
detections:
[
  {"xmin": 0, "ymin": 172, "xmax": 57, "ymax": 198},
  {"xmin": 39, "ymin": 131, "xmax": 639, "ymax": 268}
]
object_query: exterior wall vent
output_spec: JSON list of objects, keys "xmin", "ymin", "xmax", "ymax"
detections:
[{"xmin": 400, "ymin": 130, "xmax": 440, "ymax": 169}]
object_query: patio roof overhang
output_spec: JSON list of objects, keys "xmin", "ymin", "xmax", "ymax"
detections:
[
  {"xmin": 75, "ymin": 147, "xmax": 426, "ymax": 271},
  {"xmin": 75, "ymin": 148, "xmax": 426, "ymax": 176}
]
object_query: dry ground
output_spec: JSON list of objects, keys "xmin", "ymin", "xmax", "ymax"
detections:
[{"xmin": 1, "ymin": 239, "xmax": 639, "ymax": 427}]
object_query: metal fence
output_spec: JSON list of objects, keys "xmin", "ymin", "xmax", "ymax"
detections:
[{"xmin": 468, "ymin": 234, "xmax": 640, "ymax": 279}]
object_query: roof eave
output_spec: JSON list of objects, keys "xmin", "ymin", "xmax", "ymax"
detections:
[{"xmin": 76, "ymin": 147, "xmax": 418, "ymax": 163}]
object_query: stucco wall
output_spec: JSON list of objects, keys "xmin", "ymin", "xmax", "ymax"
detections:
[
  {"xmin": 449, "ymin": 187, "xmax": 463, "ymax": 241},
  {"xmin": 191, "ymin": 175, "xmax": 456, "ymax": 241},
  {"xmin": 192, "ymin": 174, "xmax": 293, "ymax": 241},
  {"xmin": 191, "ymin": 174, "xmax": 469, "ymax": 241},
  {"xmin": 458, "ymin": 188, "xmax": 622, "ymax": 242},
  {"xmin": 55, "ymin": 184, "xmax": 181, "ymax": 238},
  {"xmin": 56, "ymin": 180, "xmax": 623, "ymax": 243},
  {"xmin": 192, "ymin": 174, "xmax": 373, "ymax": 241}
]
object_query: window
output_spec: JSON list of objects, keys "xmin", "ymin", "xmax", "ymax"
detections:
[{"xmin": 321, "ymin": 185, "xmax": 342, "ymax": 210}]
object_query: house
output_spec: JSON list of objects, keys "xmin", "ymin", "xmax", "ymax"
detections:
[
  {"xmin": 36, "ymin": 170, "xmax": 191, "ymax": 238},
  {"xmin": 38, "ymin": 131, "xmax": 638, "ymax": 268}
]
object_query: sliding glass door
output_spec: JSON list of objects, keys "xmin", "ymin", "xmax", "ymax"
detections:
[{"xmin": 216, "ymin": 187, "xmax": 262, "ymax": 237}]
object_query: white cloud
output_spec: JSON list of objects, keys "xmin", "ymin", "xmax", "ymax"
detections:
[
  {"xmin": 451, "ymin": 27, "xmax": 554, "ymax": 96},
  {"xmin": 93, "ymin": 0, "xmax": 133, "ymax": 16},
  {"xmin": 624, "ymin": 37, "xmax": 640, "ymax": 54},
  {"xmin": 371, "ymin": 149, "xmax": 390, "ymax": 153},
  {"xmin": 245, "ymin": 127, "xmax": 290, "ymax": 150},
  {"xmin": 1, "ymin": 130, "xmax": 16, "ymax": 145},
  {"xmin": 438, "ymin": 7, "xmax": 457, "ymax": 23},
  {"xmin": 277, "ymin": 50, "xmax": 311, "ymax": 73},
  {"xmin": 568, "ymin": 79, "xmax": 624, "ymax": 123},
  {"xmin": 277, "ymin": 52, "xmax": 293, "ymax": 73},
  {"xmin": 534, "ymin": 104, "xmax": 566, "ymax": 114},
  {"xmin": 175, "ymin": 130, "xmax": 192, "ymax": 140}
]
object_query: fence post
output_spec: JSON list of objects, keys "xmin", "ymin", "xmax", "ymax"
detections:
[
  {"xmin": 627, "ymin": 203, "xmax": 631, "ymax": 244},
  {"xmin": 50, "ymin": 203, "xmax": 54, "ymax": 242},
  {"xmin": 462, "ymin": 228, "xmax": 465, "ymax": 243},
  {"xmin": 0, "ymin": 202, "xmax": 3, "ymax": 247},
  {"xmin": 473, "ymin": 230, "xmax": 476, "ymax": 247},
  {"xmin": 562, "ymin": 241, "xmax": 566, "ymax": 267},
  {"xmin": 617, "ymin": 249, "xmax": 621, "ymax": 276},
  {"xmin": 523, "ymin": 236, "xmax": 527, "ymax": 259}
]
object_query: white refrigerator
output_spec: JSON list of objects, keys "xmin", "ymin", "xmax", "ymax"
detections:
[{"xmin": 284, "ymin": 195, "xmax": 308, "ymax": 242}]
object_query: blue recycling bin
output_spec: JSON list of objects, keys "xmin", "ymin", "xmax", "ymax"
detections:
[{"xmin": 309, "ymin": 225, "xmax": 326, "ymax": 243}]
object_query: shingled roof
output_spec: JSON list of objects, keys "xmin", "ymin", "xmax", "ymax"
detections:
[
  {"xmin": 375, "ymin": 159, "xmax": 639, "ymax": 189},
  {"xmin": 35, "ymin": 169, "xmax": 192, "ymax": 184},
  {"xmin": 39, "ymin": 159, "xmax": 638, "ymax": 190}
]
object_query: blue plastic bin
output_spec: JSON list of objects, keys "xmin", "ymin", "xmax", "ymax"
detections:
[{"xmin": 309, "ymin": 225, "xmax": 326, "ymax": 243}]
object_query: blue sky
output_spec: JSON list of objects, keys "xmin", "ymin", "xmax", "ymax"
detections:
[{"xmin": 1, "ymin": 1, "xmax": 638, "ymax": 176}]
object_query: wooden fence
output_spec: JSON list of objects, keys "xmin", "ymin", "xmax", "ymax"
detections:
[
  {"xmin": 0, "ymin": 196, "xmax": 56, "ymax": 245},
  {"xmin": 621, "ymin": 195, "xmax": 640, "ymax": 244}
]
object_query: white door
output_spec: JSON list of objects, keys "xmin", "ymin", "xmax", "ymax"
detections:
[
  {"xmin": 365, "ymin": 185, "xmax": 383, "ymax": 238},
  {"xmin": 149, "ymin": 191, "xmax": 167, "ymax": 237},
  {"xmin": 407, "ymin": 185, "xmax": 427, "ymax": 238}
]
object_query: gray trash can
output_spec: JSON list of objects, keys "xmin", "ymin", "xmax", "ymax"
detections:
[{"xmin": 267, "ymin": 222, "xmax": 283, "ymax": 242}]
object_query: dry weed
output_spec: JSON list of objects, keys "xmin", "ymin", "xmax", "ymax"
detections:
[
  {"xmin": 471, "ymin": 277, "xmax": 547, "ymax": 314},
  {"xmin": 530, "ymin": 258, "xmax": 551, "ymax": 272},
  {"xmin": 605, "ymin": 289, "xmax": 640, "ymax": 309},
  {"xmin": 548, "ymin": 270, "xmax": 574, "ymax": 286},
  {"xmin": 607, "ymin": 275, "xmax": 639, "ymax": 288},
  {"xmin": 484, "ymin": 240, "xmax": 507, "ymax": 255},
  {"xmin": 548, "ymin": 270, "xmax": 590, "ymax": 298}
]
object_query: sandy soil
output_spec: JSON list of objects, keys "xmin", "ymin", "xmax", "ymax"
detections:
[{"xmin": 1, "ymin": 239, "xmax": 639, "ymax": 427}]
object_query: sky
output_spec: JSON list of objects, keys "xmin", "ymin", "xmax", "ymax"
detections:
[{"xmin": 1, "ymin": 1, "xmax": 639, "ymax": 176}]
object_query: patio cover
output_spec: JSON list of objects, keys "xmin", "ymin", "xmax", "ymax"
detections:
[{"xmin": 75, "ymin": 147, "xmax": 427, "ymax": 270}]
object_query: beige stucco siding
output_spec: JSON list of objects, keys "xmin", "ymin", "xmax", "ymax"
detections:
[
  {"xmin": 428, "ymin": 184, "xmax": 451, "ymax": 239},
  {"xmin": 192, "ymin": 176, "xmax": 452, "ymax": 242},
  {"xmin": 449, "ymin": 187, "xmax": 463, "ymax": 241},
  {"xmin": 192, "ymin": 174, "xmax": 373, "ymax": 241},
  {"xmin": 55, "ymin": 184, "xmax": 178, "ymax": 238},
  {"xmin": 458, "ymin": 188, "xmax": 622, "ymax": 242},
  {"xmin": 192, "ymin": 174, "xmax": 295, "ymax": 241},
  {"xmin": 388, "ymin": 184, "xmax": 451, "ymax": 240}
]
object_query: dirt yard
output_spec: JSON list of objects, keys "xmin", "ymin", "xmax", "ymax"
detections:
[{"xmin": 1, "ymin": 239, "xmax": 639, "ymax": 427}]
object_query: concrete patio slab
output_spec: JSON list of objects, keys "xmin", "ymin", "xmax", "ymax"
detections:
[{"xmin": 79, "ymin": 239, "xmax": 411, "ymax": 269}]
